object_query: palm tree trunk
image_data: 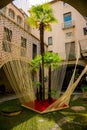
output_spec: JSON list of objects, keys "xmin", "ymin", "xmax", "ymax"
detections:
[
  {"xmin": 40, "ymin": 22, "xmax": 45, "ymax": 100},
  {"xmin": 39, "ymin": 66, "xmax": 42, "ymax": 100},
  {"xmin": 48, "ymin": 65, "xmax": 52, "ymax": 101}
]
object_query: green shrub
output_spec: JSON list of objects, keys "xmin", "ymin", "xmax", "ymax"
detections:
[{"xmin": 81, "ymin": 85, "xmax": 87, "ymax": 91}]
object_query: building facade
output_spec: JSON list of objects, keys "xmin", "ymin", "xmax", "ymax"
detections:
[
  {"xmin": 31, "ymin": 1, "xmax": 87, "ymax": 62},
  {"xmin": 0, "ymin": 3, "xmax": 41, "ymax": 93}
]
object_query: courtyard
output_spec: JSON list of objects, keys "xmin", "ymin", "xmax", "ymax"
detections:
[{"xmin": 0, "ymin": 94, "xmax": 87, "ymax": 130}]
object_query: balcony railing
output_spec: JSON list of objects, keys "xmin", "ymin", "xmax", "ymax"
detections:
[
  {"xmin": 62, "ymin": 20, "xmax": 75, "ymax": 30},
  {"xmin": 79, "ymin": 39, "xmax": 87, "ymax": 58}
]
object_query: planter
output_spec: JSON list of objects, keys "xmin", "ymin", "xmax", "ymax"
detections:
[
  {"xmin": 81, "ymin": 85, "xmax": 87, "ymax": 99},
  {"xmin": 22, "ymin": 99, "xmax": 68, "ymax": 113},
  {"xmin": 1, "ymin": 110, "xmax": 22, "ymax": 117}
]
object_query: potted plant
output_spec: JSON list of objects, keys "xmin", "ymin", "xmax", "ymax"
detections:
[{"xmin": 81, "ymin": 85, "xmax": 87, "ymax": 99}]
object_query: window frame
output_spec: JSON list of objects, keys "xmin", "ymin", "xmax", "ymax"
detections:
[
  {"xmin": 21, "ymin": 37, "xmax": 27, "ymax": 56},
  {"xmin": 32, "ymin": 43, "xmax": 37, "ymax": 59},
  {"xmin": 83, "ymin": 27, "xmax": 87, "ymax": 35},
  {"xmin": 63, "ymin": 12, "xmax": 72, "ymax": 28},
  {"xmin": 8, "ymin": 8, "xmax": 15, "ymax": 19},
  {"xmin": 3, "ymin": 27, "xmax": 12, "ymax": 52},
  {"xmin": 65, "ymin": 41, "xmax": 76, "ymax": 60},
  {"xmin": 65, "ymin": 32, "xmax": 73, "ymax": 39},
  {"xmin": 48, "ymin": 36, "xmax": 53, "ymax": 45},
  {"xmin": 17, "ymin": 15, "xmax": 22, "ymax": 25}
]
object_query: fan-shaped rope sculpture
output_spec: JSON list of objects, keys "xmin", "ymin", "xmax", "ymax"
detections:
[{"xmin": 0, "ymin": 41, "xmax": 35, "ymax": 103}]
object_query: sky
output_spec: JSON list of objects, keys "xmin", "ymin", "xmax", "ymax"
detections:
[{"xmin": 13, "ymin": 0, "xmax": 52, "ymax": 14}]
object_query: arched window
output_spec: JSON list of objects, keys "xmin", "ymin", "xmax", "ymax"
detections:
[
  {"xmin": 8, "ymin": 9, "xmax": 15, "ymax": 19},
  {"xmin": 17, "ymin": 15, "xmax": 22, "ymax": 25}
]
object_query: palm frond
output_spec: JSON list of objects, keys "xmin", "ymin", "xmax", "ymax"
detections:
[{"xmin": 27, "ymin": 2, "xmax": 58, "ymax": 31}]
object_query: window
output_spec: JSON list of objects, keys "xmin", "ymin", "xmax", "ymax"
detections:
[
  {"xmin": 64, "ymin": 12, "xmax": 72, "ymax": 22},
  {"xmin": 63, "ymin": 12, "xmax": 72, "ymax": 28},
  {"xmin": 32, "ymin": 44, "xmax": 37, "ymax": 59},
  {"xmin": 48, "ymin": 37, "xmax": 53, "ymax": 45},
  {"xmin": 21, "ymin": 37, "xmax": 27, "ymax": 48},
  {"xmin": 17, "ymin": 16, "xmax": 22, "ymax": 25},
  {"xmin": 83, "ymin": 27, "xmax": 87, "ymax": 35},
  {"xmin": 65, "ymin": 32, "xmax": 73, "ymax": 38},
  {"xmin": 24, "ymin": 24, "xmax": 30, "ymax": 32},
  {"xmin": 63, "ymin": 2, "xmax": 68, "ymax": 6},
  {"xmin": 3, "ymin": 27, "xmax": 12, "ymax": 52},
  {"xmin": 4, "ymin": 27, "xmax": 12, "ymax": 42},
  {"xmin": 65, "ymin": 42, "xmax": 76, "ymax": 60},
  {"xmin": 49, "ymin": 50, "xmax": 53, "ymax": 53},
  {"xmin": 21, "ymin": 37, "xmax": 27, "ymax": 56},
  {"xmin": 8, "ymin": 9, "xmax": 15, "ymax": 19}
]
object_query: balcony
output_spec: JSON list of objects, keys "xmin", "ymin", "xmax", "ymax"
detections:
[
  {"xmin": 79, "ymin": 39, "xmax": 87, "ymax": 58},
  {"xmin": 62, "ymin": 20, "xmax": 75, "ymax": 30}
]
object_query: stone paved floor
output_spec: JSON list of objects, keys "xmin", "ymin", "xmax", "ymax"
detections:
[{"xmin": 0, "ymin": 93, "xmax": 17, "ymax": 103}]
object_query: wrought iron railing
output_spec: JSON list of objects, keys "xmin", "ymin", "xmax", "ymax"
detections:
[{"xmin": 62, "ymin": 20, "xmax": 75, "ymax": 29}]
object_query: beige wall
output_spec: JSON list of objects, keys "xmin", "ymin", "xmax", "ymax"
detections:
[
  {"xmin": 31, "ymin": 1, "xmax": 87, "ymax": 60},
  {"xmin": 46, "ymin": 1, "xmax": 87, "ymax": 59}
]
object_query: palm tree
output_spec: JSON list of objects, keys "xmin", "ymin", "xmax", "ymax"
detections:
[
  {"xmin": 30, "ymin": 52, "xmax": 62, "ymax": 101},
  {"xmin": 44, "ymin": 52, "xmax": 62, "ymax": 101},
  {"xmin": 27, "ymin": 3, "xmax": 57, "ymax": 100}
]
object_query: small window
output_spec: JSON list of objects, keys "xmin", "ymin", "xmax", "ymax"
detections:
[
  {"xmin": 32, "ymin": 44, "xmax": 37, "ymax": 59},
  {"xmin": 66, "ymin": 32, "xmax": 73, "ymax": 38},
  {"xmin": 17, "ymin": 16, "xmax": 22, "ymax": 25},
  {"xmin": 63, "ymin": 12, "xmax": 72, "ymax": 28},
  {"xmin": 3, "ymin": 27, "xmax": 12, "ymax": 52},
  {"xmin": 63, "ymin": 12, "xmax": 72, "ymax": 22},
  {"xmin": 8, "ymin": 9, "xmax": 15, "ymax": 19},
  {"xmin": 63, "ymin": 2, "xmax": 68, "ymax": 6},
  {"xmin": 83, "ymin": 27, "xmax": 87, "ymax": 35},
  {"xmin": 21, "ymin": 37, "xmax": 27, "ymax": 56},
  {"xmin": 4, "ymin": 27, "xmax": 12, "ymax": 42},
  {"xmin": 48, "ymin": 37, "xmax": 53, "ymax": 45},
  {"xmin": 49, "ymin": 50, "xmax": 53, "ymax": 53},
  {"xmin": 21, "ymin": 37, "xmax": 27, "ymax": 48}
]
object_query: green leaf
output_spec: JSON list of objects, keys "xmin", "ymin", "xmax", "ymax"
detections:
[
  {"xmin": 30, "ymin": 55, "xmax": 42, "ymax": 71},
  {"xmin": 27, "ymin": 2, "xmax": 58, "ymax": 31}
]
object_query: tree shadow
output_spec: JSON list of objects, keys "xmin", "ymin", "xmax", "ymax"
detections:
[{"xmin": 0, "ymin": 100, "xmax": 39, "ymax": 130}]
